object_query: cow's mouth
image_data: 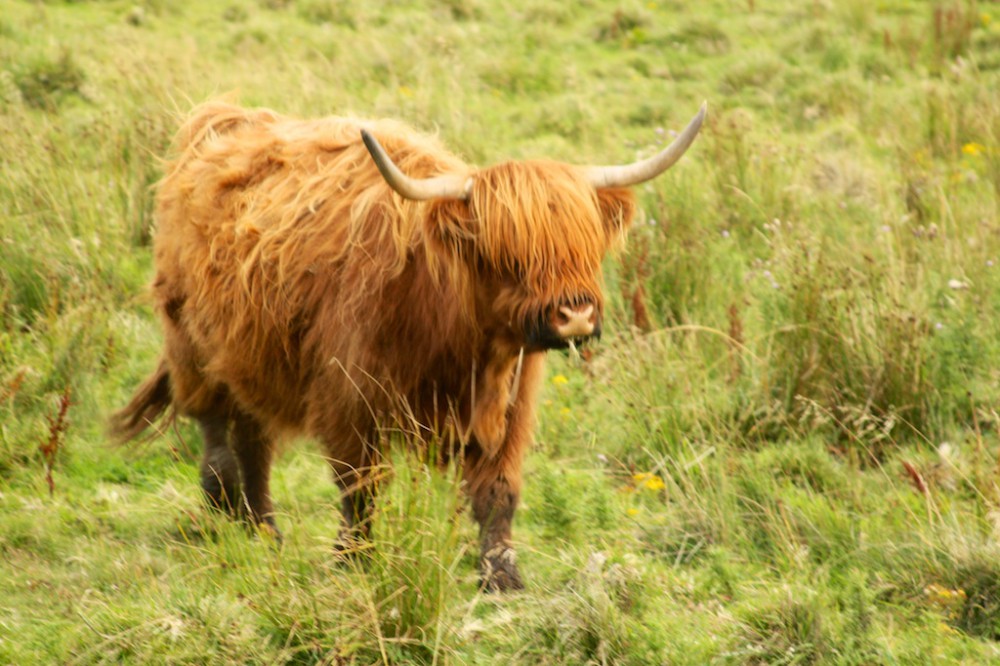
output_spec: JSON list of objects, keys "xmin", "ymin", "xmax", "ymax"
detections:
[{"xmin": 523, "ymin": 322, "xmax": 601, "ymax": 352}]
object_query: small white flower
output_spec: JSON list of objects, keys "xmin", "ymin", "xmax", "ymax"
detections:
[
  {"xmin": 586, "ymin": 551, "xmax": 608, "ymax": 572},
  {"xmin": 938, "ymin": 442, "xmax": 957, "ymax": 463},
  {"xmin": 947, "ymin": 279, "xmax": 968, "ymax": 290},
  {"xmin": 935, "ymin": 322, "xmax": 944, "ymax": 330},
  {"xmin": 721, "ymin": 229, "xmax": 730, "ymax": 238}
]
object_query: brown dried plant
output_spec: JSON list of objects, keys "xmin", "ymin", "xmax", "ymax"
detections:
[{"xmin": 40, "ymin": 386, "xmax": 72, "ymax": 496}]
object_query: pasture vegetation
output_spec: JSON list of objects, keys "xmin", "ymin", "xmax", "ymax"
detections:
[{"xmin": 2, "ymin": 0, "xmax": 1000, "ymax": 662}]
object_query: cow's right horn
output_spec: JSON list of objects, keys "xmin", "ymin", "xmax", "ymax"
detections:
[
  {"xmin": 361, "ymin": 129, "xmax": 472, "ymax": 201},
  {"xmin": 583, "ymin": 102, "xmax": 706, "ymax": 189}
]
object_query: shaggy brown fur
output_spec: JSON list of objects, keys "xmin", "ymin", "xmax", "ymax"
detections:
[{"xmin": 111, "ymin": 102, "xmax": 636, "ymax": 591}]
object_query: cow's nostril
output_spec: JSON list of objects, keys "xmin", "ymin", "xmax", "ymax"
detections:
[
  {"xmin": 553, "ymin": 304, "xmax": 596, "ymax": 339},
  {"xmin": 564, "ymin": 304, "xmax": 594, "ymax": 322}
]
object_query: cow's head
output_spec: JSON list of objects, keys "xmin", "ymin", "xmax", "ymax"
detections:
[{"xmin": 361, "ymin": 104, "xmax": 705, "ymax": 351}]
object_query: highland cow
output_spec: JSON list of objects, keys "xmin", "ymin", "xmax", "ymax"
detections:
[{"xmin": 112, "ymin": 101, "xmax": 704, "ymax": 590}]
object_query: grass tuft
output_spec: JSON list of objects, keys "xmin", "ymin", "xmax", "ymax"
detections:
[{"xmin": 13, "ymin": 49, "xmax": 86, "ymax": 110}]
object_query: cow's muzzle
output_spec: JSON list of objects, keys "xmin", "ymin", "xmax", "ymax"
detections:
[
  {"xmin": 526, "ymin": 301, "xmax": 602, "ymax": 350},
  {"xmin": 554, "ymin": 303, "xmax": 596, "ymax": 338}
]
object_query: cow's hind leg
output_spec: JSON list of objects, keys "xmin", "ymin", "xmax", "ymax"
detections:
[
  {"xmin": 199, "ymin": 413, "xmax": 240, "ymax": 515},
  {"xmin": 230, "ymin": 409, "xmax": 280, "ymax": 537},
  {"xmin": 324, "ymin": 434, "xmax": 380, "ymax": 557},
  {"xmin": 335, "ymin": 467, "xmax": 375, "ymax": 557}
]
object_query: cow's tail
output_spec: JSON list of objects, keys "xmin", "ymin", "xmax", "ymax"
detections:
[{"xmin": 109, "ymin": 359, "xmax": 174, "ymax": 443}]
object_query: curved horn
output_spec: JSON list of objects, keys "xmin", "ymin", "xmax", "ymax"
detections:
[
  {"xmin": 360, "ymin": 129, "xmax": 472, "ymax": 201},
  {"xmin": 583, "ymin": 102, "xmax": 707, "ymax": 189}
]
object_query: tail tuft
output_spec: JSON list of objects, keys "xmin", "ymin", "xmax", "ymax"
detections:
[{"xmin": 109, "ymin": 359, "xmax": 174, "ymax": 443}]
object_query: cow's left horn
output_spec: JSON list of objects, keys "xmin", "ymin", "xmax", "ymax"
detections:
[
  {"xmin": 361, "ymin": 129, "xmax": 472, "ymax": 201},
  {"xmin": 583, "ymin": 102, "xmax": 707, "ymax": 189}
]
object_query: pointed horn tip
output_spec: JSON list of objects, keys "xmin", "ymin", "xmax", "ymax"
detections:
[
  {"xmin": 360, "ymin": 126, "xmax": 471, "ymax": 201},
  {"xmin": 690, "ymin": 102, "xmax": 708, "ymax": 132},
  {"xmin": 583, "ymin": 102, "xmax": 707, "ymax": 189},
  {"xmin": 360, "ymin": 128, "xmax": 379, "ymax": 154},
  {"xmin": 670, "ymin": 102, "xmax": 706, "ymax": 146},
  {"xmin": 360, "ymin": 128, "xmax": 383, "ymax": 166}
]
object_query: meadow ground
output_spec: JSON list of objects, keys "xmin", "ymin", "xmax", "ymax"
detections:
[{"xmin": 2, "ymin": 0, "xmax": 1000, "ymax": 663}]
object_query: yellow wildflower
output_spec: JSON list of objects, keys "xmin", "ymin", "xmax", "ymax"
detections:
[
  {"xmin": 398, "ymin": 85, "xmax": 413, "ymax": 98},
  {"xmin": 559, "ymin": 407, "xmax": 571, "ymax": 418},
  {"xmin": 939, "ymin": 622, "xmax": 959, "ymax": 635},
  {"xmin": 982, "ymin": 13, "xmax": 992, "ymax": 27},
  {"xmin": 962, "ymin": 142, "xmax": 985, "ymax": 157},
  {"xmin": 633, "ymin": 472, "xmax": 665, "ymax": 492},
  {"xmin": 551, "ymin": 374, "xmax": 569, "ymax": 386},
  {"xmin": 924, "ymin": 583, "xmax": 967, "ymax": 608},
  {"xmin": 627, "ymin": 507, "xmax": 640, "ymax": 516}
]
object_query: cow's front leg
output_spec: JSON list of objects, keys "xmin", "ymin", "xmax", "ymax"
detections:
[
  {"xmin": 464, "ymin": 351, "xmax": 544, "ymax": 592},
  {"xmin": 470, "ymin": 346, "xmax": 520, "ymax": 457},
  {"xmin": 465, "ymin": 446, "xmax": 524, "ymax": 591}
]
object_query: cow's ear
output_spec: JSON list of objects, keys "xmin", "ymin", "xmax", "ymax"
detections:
[
  {"xmin": 596, "ymin": 188, "xmax": 636, "ymax": 240},
  {"xmin": 423, "ymin": 199, "xmax": 479, "ymax": 258}
]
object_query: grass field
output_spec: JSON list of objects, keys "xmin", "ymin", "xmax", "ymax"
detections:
[{"xmin": 3, "ymin": 0, "xmax": 1000, "ymax": 663}]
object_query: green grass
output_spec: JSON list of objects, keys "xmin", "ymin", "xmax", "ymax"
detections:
[{"xmin": 3, "ymin": 0, "xmax": 1000, "ymax": 663}]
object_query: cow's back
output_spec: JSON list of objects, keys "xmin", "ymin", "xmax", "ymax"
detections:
[{"xmin": 150, "ymin": 102, "xmax": 468, "ymax": 434}]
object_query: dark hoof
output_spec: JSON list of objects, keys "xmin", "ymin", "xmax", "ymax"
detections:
[
  {"xmin": 255, "ymin": 519, "xmax": 283, "ymax": 542},
  {"xmin": 480, "ymin": 546, "xmax": 524, "ymax": 592},
  {"xmin": 333, "ymin": 535, "xmax": 372, "ymax": 563},
  {"xmin": 202, "ymin": 487, "xmax": 240, "ymax": 517}
]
